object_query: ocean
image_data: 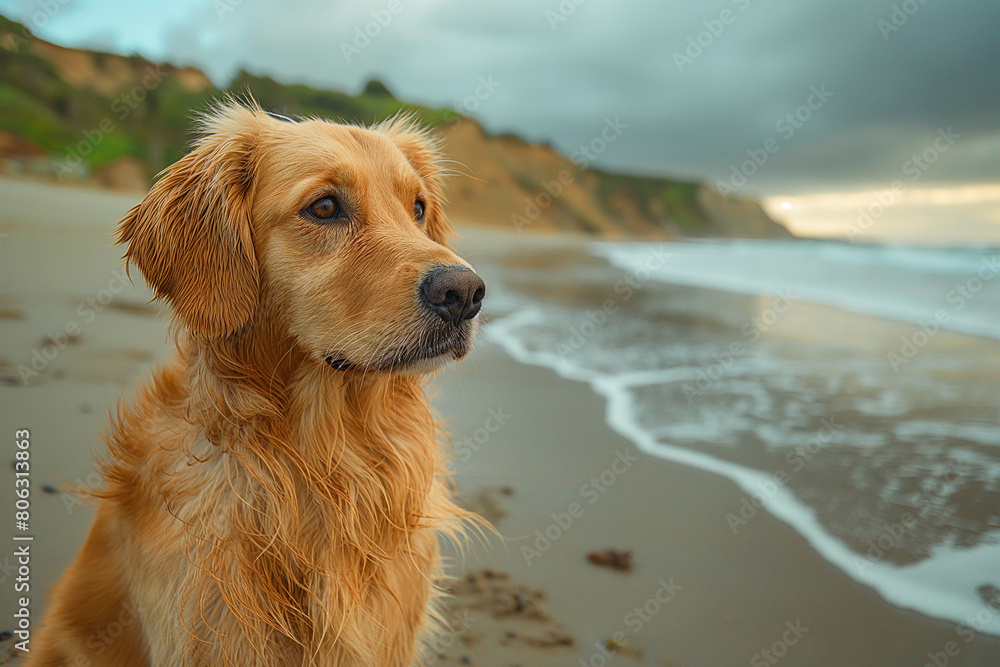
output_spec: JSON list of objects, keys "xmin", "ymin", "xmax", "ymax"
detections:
[{"xmin": 485, "ymin": 239, "xmax": 1000, "ymax": 636}]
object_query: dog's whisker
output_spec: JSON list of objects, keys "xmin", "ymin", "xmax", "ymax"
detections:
[{"xmin": 321, "ymin": 319, "xmax": 385, "ymax": 367}]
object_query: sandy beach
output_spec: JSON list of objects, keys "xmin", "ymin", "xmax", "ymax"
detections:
[{"xmin": 1, "ymin": 177, "xmax": 999, "ymax": 666}]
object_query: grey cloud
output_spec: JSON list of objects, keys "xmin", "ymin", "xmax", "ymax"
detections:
[{"xmin": 51, "ymin": 0, "xmax": 1000, "ymax": 195}]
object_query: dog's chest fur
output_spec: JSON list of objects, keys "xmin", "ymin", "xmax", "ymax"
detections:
[{"xmin": 112, "ymin": 362, "xmax": 452, "ymax": 666}]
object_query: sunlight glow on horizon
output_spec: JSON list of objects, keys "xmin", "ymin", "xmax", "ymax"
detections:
[{"xmin": 764, "ymin": 184, "xmax": 1000, "ymax": 245}]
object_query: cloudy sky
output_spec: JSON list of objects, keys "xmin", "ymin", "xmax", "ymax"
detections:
[{"xmin": 2, "ymin": 0, "xmax": 998, "ymax": 241}]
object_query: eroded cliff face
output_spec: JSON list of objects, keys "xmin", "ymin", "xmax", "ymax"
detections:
[
  {"xmin": 29, "ymin": 39, "xmax": 212, "ymax": 96},
  {"xmin": 438, "ymin": 119, "xmax": 792, "ymax": 239},
  {"xmin": 695, "ymin": 186, "xmax": 795, "ymax": 239}
]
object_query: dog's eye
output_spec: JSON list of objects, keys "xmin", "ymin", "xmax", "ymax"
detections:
[
  {"xmin": 413, "ymin": 200, "xmax": 425, "ymax": 224},
  {"xmin": 306, "ymin": 196, "xmax": 343, "ymax": 221}
]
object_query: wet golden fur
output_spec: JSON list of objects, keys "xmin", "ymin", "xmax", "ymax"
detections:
[{"xmin": 29, "ymin": 101, "xmax": 482, "ymax": 666}]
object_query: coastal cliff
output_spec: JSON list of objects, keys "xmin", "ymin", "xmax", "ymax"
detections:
[{"xmin": 0, "ymin": 15, "xmax": 791, "ymax": 239}]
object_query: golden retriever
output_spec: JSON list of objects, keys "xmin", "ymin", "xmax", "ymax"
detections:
[{"xmin": 29, "ymin": 100, "xmax": 485, "ymax": 666}]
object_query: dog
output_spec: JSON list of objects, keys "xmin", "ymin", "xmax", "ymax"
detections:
[{"xmin": 30, "ymin": 100, "xmax": 486, "ymax": 666}]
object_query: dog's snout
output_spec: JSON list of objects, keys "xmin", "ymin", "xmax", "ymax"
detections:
[{"xmin": 420, "ymin": 266, "xmax": 486, "ymax": 324}]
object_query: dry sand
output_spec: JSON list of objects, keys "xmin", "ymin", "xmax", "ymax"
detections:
[{"xmin": 1, "ymin": 177, "xmax": 998, "ymax": 665}]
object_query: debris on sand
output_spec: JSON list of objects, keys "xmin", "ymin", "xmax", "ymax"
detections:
[
  {"xmin": 457, "ymin": 486, "xmax": 514, "ymax": 524},
  {"xmin": 432, "ymin": 569, "xmax": 576, "ymax": 664},
  {"xmin": 586, "ymin": 548, "xmax": 634, "ymax": 572}
]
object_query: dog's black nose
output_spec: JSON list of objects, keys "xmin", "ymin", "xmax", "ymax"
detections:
[{"xmin": 420, "ymin": 266, "xmax": 485, "ymax": 324}]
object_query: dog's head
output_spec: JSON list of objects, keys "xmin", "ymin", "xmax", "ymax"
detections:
[{"xmin": 118, "ymin": 101, "xmax": 484, "ymax": 374}]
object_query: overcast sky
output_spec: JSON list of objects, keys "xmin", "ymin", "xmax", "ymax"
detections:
[{"xmin": 2, "ymin": 0, "xmax": 998, "ymax": 240}]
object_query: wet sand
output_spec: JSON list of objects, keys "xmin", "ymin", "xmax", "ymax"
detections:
[{"xmin": 1, "ymin": 177, "xmax": 998, "ymax": 665}]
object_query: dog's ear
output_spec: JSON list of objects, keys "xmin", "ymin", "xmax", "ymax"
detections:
[
  {"xmin": 118, "ymin": 112, "xmax": 259, "ymax": 338},
  {"xmin": 379, "ymin": 116, "xmax": 455, "ymax": 246}
]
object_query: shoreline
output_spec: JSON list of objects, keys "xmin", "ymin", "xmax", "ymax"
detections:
[{"xmin": 434, "ymin": 336, "xmax": 1000, "ymax": 665}]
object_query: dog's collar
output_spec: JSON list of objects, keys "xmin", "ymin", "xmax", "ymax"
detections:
[{"xmin": 325, "ymin": 356, "xmax": 353, "ymax": 371}]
